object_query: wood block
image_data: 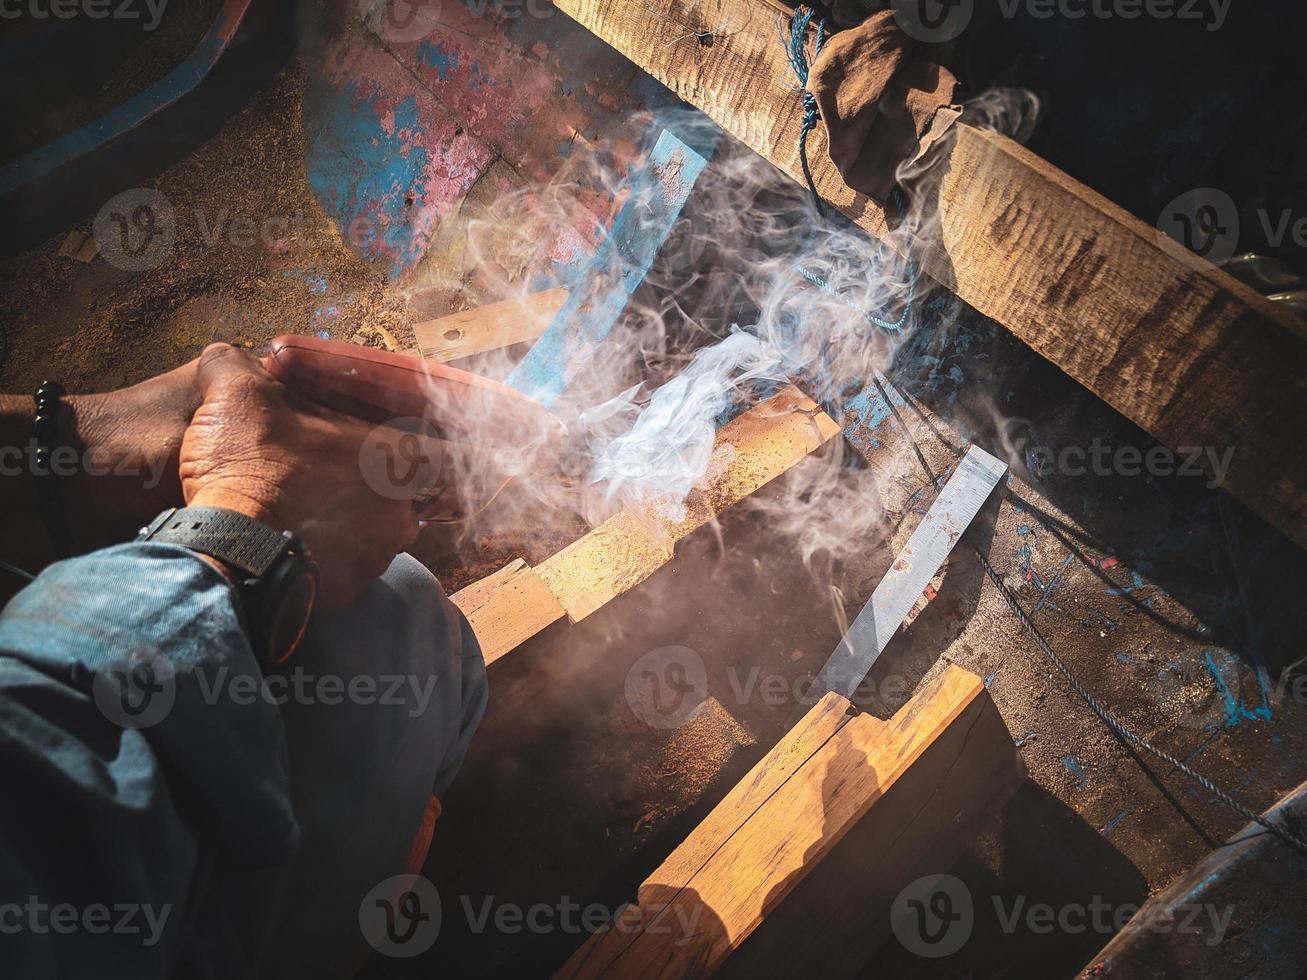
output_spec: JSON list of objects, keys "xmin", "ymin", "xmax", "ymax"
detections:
[
  {"xmin": 557, "ymin": 690, "xmax": 858, "ymax": 979},
  {"xmin": 556, "ymin": 666, "xmax": 1023, "ymax": 978},
  {"xmin": 722, "ymin": 665, "xmax": 1025, "ymax": 977},
  {"xmin": 640, "ymin": 690, "xmax": 859, "ymax": 904},
  {"xmin": 554, "ymin": 0, "xmax": 1307, "ymax": 551},
  {"xmin": 413, "ymin": 288, "xmax": 569, "ymax": 362},
  {"xmin": 450, "ymin": 558, "xmax": 566, "ymax": 666}
]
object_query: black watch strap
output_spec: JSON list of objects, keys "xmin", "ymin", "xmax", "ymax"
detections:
[{"xmin": 138, "ymin": 507, "xmax": 296, "ymax": 578}]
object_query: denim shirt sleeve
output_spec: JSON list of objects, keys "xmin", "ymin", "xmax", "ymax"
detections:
[{"xmin": 0, "ymin": 542, "xmax": 299, "ymax": 977}]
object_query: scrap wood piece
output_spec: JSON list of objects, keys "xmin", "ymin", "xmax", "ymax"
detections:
[
  {"xmin": 412, "ymin": 288, "xmax": 570, "ymax": 362},
  {"xmin": 57, "ymin": 230, "xmax": 100, "ymax": 263},
  {"xmin": 356, "ymin": 322, "xmax": 401, "ymax": 351},
  {"xmin": 506, "ymin": 129, "xmax": 712, "ymax": 407},
  {"xmin": 450, "ymin": 558, "xmax": 566, "ymax": 666},
  {"xmin": 813, "ymin": 444, "xmax": 1008, "ymax": 699},
  {"xmin": 721, "ymin": 664, "xmax": 1024, "ymax": 978},
  {"xmin": 554, "ymin": 0, "xmax": 1307, "ymax": 552},
  {"xmin": 557, "ymin": 665, "xmax": 1023, "ymax": 978},
  {"xmin": 642, "ymin": 690, "xmax": 858, "ymax": 901},
  {"xmin": 535, "ymin": 385, "xmax": 841, "ymax": 622},
  {"xmin": 449, "ymin": 558, "xmax": 529, "ymax": 614}
]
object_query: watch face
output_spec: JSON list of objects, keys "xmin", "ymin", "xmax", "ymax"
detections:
[{"xmin": 263, "ymin": 565, "xmax": 318, "ymax": 667}]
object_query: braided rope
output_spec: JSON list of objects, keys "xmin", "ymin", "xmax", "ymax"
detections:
[{"xmin": 781, "ymin": 7, "xmax": 827, "ymax": 217}]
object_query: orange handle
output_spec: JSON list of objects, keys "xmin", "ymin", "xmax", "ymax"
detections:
[{"xmin": 264, "ymin": 335, "xmax": 560, "ymax": 447}]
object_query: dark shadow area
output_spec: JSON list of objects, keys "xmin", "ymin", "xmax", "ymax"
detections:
[
  {"xmin": 0, "ymin": 0, "xmax": 296, "ymax": 257},
  {"xmin": 861, "ymin": 780, "xmax": 1150, "ymax": 978},
  {"xmin": 955, "ymin": 1, "xmax": 1307, "ymax": 273}
]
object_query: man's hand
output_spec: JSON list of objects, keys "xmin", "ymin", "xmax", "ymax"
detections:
[{"xmin": 179, "ymin": 343, "xmax": 423, "ymax": 609}]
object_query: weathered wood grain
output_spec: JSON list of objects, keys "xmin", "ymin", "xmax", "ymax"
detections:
[
  {"xmin": 554, "ymin": 0, "xmax": 1307, "ymax": 549},
  {"xmin": 556, "ymin": 690, "xmax": 859, "ymax": 978},
  {"xmin": 450, "ymin": 558, "xmax": 566, "ymax": 666}
]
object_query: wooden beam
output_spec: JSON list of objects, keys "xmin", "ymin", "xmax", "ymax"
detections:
[
  {"xmin": 1079, "ymin": 778, "xmax": 1307, "ymax": 978},
  {"xmin": 535, "ymin": 385, "xmax": 841, "ymax": 622},
  {"xmin": 412, "ymin": 288, "xmax": 569, "ymax": 362},
  {"xmin": 556, "ymin": 665, "xmax": 1023, "ymax": 978},
  {"xmin": 554, "ymin": 0, "xmax": 1307, "ymax": 550},
  {"xmin": 450, "ymin": 385, "xmax": 840, "ymax": 659},
  {"xmin": 639, "ymin": 690, "xmax": 859, "ymax": 901},
  {"xmin": 450, "ymin": 558, "xmax": 566, "ymax": 666}
]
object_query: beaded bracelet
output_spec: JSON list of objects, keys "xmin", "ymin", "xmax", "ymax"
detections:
[{"xmin": 33, "ymin": 380, "xmax": 72, "ymax": 557}]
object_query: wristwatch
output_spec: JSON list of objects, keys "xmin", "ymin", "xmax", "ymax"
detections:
[{"xmin": 138, "ymin": 506, "xmax": 319, "ymax": 668}]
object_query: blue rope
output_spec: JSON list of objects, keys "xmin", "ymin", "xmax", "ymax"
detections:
[
  {"xmin": 794, "ymin": 187, "xmax": 919, "ymax": 333},
  {"xmin": 781, "ymin": 7, "xmax": 827, "ymax": 217}
]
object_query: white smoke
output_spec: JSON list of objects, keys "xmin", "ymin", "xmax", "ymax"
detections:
[{"xmin": 424, "ymin": 90, "xmax": 1041, "ymax": 568}]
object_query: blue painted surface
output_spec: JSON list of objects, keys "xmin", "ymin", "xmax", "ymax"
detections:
[
  {"xmin": 1031, "ymin": 553, "xmax": 1075, "ymax": 616},
  {"xmin": 306, "ymin": 86, "xmax": 433, "ymax": 280},
  {"xmin": 836, "ymin": 371, "xmax": 907, "ymax": 457},
  {"xmin": 1101, "ymin": 807, "xmax": 1133, "ymax": 835},
  {"xmin": 1201, "ymin": 649, "xmax": 1273, "ymax": 727},
  {"xmin": 417, "ymin": 39, "xmax": 460, "ymax": 80},
  {"xmin": 1062, "ymin": 754, "xmax": 1089, "ymax": 789},
  {"xmin": 506, "ymin": 130, "xmax": 712, "ymax": 406}
]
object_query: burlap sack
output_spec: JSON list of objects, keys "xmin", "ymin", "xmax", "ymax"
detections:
[{"xmin": 808, "ymin": 10, "xmax": 961, "ymax": 199}]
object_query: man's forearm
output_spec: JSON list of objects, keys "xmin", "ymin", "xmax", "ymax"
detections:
[{"xmin": 0, "ymin": 369, "xmax": 198, "ymax": 583}]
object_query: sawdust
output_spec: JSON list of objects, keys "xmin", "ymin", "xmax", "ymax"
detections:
[
  {"xmin": 659, "ymin": 696, "xmax": 757, "ymax": 795},
  {"xmin": 0, "ymin": 63, "xmax": 412, "ymax": 394},
  {"xmin": 610, "ymin": 695, "xmax": 758, "ymax": 843},
  {"xmin": 417, "ymin": 515, "xmax": 591, "ymax": 595}
]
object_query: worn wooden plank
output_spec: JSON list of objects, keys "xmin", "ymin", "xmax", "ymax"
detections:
[
  {"xmin": 557, "ymin": 665, "xmax": 1019, "ymax": 977},
  {"xmin": 642, "ymin": 689, "xmax": 858, "ymax": 899},
  {"xmin": 449, "ymin": 558, "xmax": 529, "ymax": 614},
  {"xmin": 723, "ymin": 668, "xmax": 1024, "ymax": 978},
  {"xmin": 554, "ymin": 0, "xmax": 1307, "ymax": 550},
  {"xmin": 1079, "ymin": 778, "xmax": 1307, "ymax": 979},
  {"xmin": 450, "ymin": 559, "xmax": 566, "ymax": 666},
  {"xmin": 535, "ymin": 385, "xmax": 841, "ymax": 621},
  {"xmin": 413, "ymin": 289, "xmax": 569, "ymax": 362}
]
